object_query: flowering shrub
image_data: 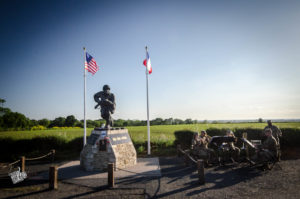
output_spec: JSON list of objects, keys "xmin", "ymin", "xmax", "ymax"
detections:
[
  {"xmin": 31, "ymin": 125, "xmax": 46, "ymax": 131},
  {"xmin": 51, "ymin": 126, "xmax": 81, "ymax": 130}
]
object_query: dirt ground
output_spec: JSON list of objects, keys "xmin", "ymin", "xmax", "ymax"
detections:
[{"xmin": 1, "ymin": 150, "xmax": 300, "ymax": 199}]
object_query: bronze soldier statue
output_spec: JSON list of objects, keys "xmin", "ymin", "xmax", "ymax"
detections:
[{"xmin": 94, "ymin": 85, "xmax": 116, "ymax": 128}]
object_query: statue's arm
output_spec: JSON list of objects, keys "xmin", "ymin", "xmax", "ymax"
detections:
[
  {"xmin": 105, "ymin": 94, "xmax": 115, "ymax": 106},
  {"xmin": 111, "ymin": 94, "xmax": 116, "ymax": 105},
  {"xmin": 94, "ymin": 92, "xmax": 101, "ymax": 104}
]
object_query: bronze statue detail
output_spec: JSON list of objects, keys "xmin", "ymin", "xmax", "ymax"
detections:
[{"xmin": 94, "ymin": 85, "xmax": 116, "ymax": 128}]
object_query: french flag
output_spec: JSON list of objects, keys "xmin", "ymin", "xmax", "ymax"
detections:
[{"xmin": 143, "ymin": 51, "xmax": 152, "ymax": 74}]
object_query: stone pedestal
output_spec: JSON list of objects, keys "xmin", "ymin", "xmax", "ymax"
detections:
[{"xmin": 80, "ymin": 128, "xmax": 137, "ymax": 171}]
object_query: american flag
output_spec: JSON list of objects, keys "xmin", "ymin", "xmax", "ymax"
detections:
[{"xmin": 85, "ymin": 52, "xmax": 99, "ymax": 75}]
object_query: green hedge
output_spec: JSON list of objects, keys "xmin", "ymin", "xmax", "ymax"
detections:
[{"xmin": 0, "ymin": 136, "xmax": 83, "ymax": 161}]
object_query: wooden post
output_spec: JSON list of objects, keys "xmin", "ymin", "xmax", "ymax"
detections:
[
  {"xmin": 197, "ymin": 159, "xmax": 205, "ymax": 185},
  {"xmin": 108, "ymin": 163, "xmax": 114, "ymax": 188},
  {"xmin": 49, "ymin": 166, "xmax": 58, "ymax": 190},
  {"xmin": 20, "ymin": 156, "xmax": 25, "ymax": 172}
]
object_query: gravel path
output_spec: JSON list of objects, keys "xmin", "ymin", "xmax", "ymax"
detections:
[{"xmin": 1, "ymin": 157, "xmax": 300, "ymax": 198}]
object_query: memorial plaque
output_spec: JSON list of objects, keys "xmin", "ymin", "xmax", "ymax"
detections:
[{"xmin": 108, "ymin": 133, "xmax": 131, "ymax": 145}]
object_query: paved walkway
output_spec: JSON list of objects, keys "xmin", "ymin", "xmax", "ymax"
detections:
[
  {"xmin": 31, "ymin": 158, "xmax": 161, "ymax": 181},
  {"xmin": 2, "ymin": 157, "xmax": 300, "ymax": 198}
]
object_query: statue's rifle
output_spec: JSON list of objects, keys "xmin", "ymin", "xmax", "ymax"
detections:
[{"xmin": 95, "ymin": 102, "xmax": 101, "ymax": 109}]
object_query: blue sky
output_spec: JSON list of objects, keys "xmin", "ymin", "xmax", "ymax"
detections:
[{"xmin": 0, "ymin": 0, "xmax": 299, "ymax": 120}]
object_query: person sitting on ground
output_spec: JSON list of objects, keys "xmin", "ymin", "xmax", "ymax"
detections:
[
  {"xmin": 191, "ymin": 132, "xmax": 208, "ymax": 158},
  {"xmin": 225, "ymin": 130, "xmax": 240, "ymax": 162},
  {"xmin": 257, "ymin": 128, "xmax": 278, "ymax": 163},
  {"xmin": 199, "ymin": 130, "xmax": 215, "ymax": 162},
  {"xmin": 264, "ymin": 120, "xmax": 282, "ymax": 145},
  {"xmin": 264, "ymin": 120, "xmax": 282, "ymax": 161},
  {"xmin": 191, "ymin": 132, "xmax": 200, "ymax": 150}
]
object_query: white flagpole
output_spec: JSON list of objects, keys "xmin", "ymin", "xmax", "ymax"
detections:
[
  {"xmin": 83, "ymin": 47, "xmax": 87, "ymax": 146},
  {"xmin": 145, "ymin": 46, "xmax": 151, "ymax": 155}
]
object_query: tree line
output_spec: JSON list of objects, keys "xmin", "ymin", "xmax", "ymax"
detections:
[{"xmin": 0, "ymin": 98, "xmax": 203, "ymax": 131}]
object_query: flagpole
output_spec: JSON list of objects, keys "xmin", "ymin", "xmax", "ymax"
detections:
[
  {"xmin": 145, "ymin": 46, "xmax": 151, "ymax": 155},
  {"xmin": 83, "ymin": 47, "xmax": 87, "ymax": 146}
]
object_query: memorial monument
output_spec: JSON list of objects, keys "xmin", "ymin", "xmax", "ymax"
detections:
[{"xmin": 80, "ymin": 85, "xmax": 137, "ymax": 171}]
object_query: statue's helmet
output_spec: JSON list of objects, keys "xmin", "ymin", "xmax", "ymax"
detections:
[{"xmin": 103, "ymin": 85, "xmax": 110, "ymax": 91}]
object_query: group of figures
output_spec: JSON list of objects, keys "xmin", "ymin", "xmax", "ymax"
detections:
[{"xmin": 191, "ymin": 120, "xmax": 282, "ymax": 169}]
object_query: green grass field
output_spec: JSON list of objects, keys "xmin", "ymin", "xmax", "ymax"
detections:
[
  {"xmin": 1, "ymin": 123, "xmax": 299, "ymax": 144},
  {"xmin": 0, "ymin": 123, "xmax": 299, "ymax": 159}
]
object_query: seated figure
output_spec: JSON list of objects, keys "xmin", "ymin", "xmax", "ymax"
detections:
[
  {"xmin": 225, "ymin": 130, "xmax": 240, "ymax": 162},
  {"xmin": 191, "ymin": 131, "xmax": 215, "ymax": 163},
  {"xmin": 257, "ymin": 128, "xmax": 278, "ymax": 163}
]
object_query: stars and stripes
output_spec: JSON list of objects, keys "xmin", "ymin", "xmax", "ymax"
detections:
[
  {"xmin": 143, "ymin": 51, "xmax": 152, "ymax": 74},
  {"xmin": 85, "ymin": 52, "xmax": 99, "ymax": 75}
]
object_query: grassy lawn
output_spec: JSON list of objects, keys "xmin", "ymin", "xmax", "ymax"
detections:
[
  {"xmin": 0, "ymin": 123, "xmax": 299, "ymax": 160},
  {"xmin": 1, "ymin": 123, "xmax": 299, "ymax": 144}
]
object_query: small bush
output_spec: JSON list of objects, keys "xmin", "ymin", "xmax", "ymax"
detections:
[
  {"xmin": 51, "ymin": 126, "xmax": 81, "ymax": 130},
  {"xmin": 137, "ymin": 145, "xmax": 145, "ymax": 153},
  {"xmin": 31, "ymin": 125, "xmax": 46, "ymax": 131}
]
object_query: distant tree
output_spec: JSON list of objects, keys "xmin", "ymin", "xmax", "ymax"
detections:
[
  {"xmin": 49, "ymin": 117, "xmax": 66, "ymax": 127},
  {"xmin": 258, "ymin": 118, "xmax": 263, "ymax": 123},
  {"xmin": 185, "ymin": 118, "xmax": 193, "ymax": 124},
  {"xmin": 202, "ymin": 120, "xmax": 208, "ymax": 124},
  {"xmin": 1, "ymin": 112, "xmax": 30, "ymax": 130},
  {"xmin": 38, "ymin": 118, "xmax": 50, "ymax": 128},
  {"xmin": 151, "ymin": 118, "xmax": 164, "ymax": 125},
  {"xmin": 65, "ymin": 115, "xmax": 77, "ymax": 127},
  {"xmin": 29, "ymin": 119, "xmax": 39, "ymax": 127},
  {"xmin": 93, "ymin": 119, "xmax": 104, "ymax": 127},
  {"xmin": 0, "ymin": 98, "xmax": 9, "ymax": 116},
  {"xmin": 0, "ymin": 98, "xmax": 6, "ymax": 105},
  {"xmin": 114, "ymin": 119, "xmax": 125, "ymax": 127},
  {"xmin": 86, "ymin": 120, "xmax": 97, "ymax": 128},
  {"xmin": 174, "ymin": 118, "xmax": 184, "ymax": 125},
  {"xmin": 76, "ymin": 120, "xmax": 84, "ymax": 128},
  {"xmin": 163, "ymin": 118, "xmax": 174, "ymax": 125}
]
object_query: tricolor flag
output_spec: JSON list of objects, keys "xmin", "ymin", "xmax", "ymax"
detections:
[
  {"xmin": 143, "ymin": 51, "xmax": 152, "ymax": 74},
  {"xmin": 85, "ymin": 52, "xmax": 99, "ymax": 75}
]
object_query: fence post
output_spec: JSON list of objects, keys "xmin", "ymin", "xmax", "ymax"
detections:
[
  {"xmin": 197, "ymin": 159, "xmax": 205, "ymax": 185},
  {"xmin": 49, "ymin": 166, "xmax": 58, "ymax": 190},
  {"xmin": 108, "ymin": 163, "xmax": 114, "ymax": 188},
  {"xmin": 20, "ymin": 156, "xmax": 25, "ymax": 172}
]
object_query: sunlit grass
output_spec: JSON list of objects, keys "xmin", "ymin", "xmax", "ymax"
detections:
[{"xmin": 1, "ymin": 123, "xmax": 299, "ymax": 144}]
